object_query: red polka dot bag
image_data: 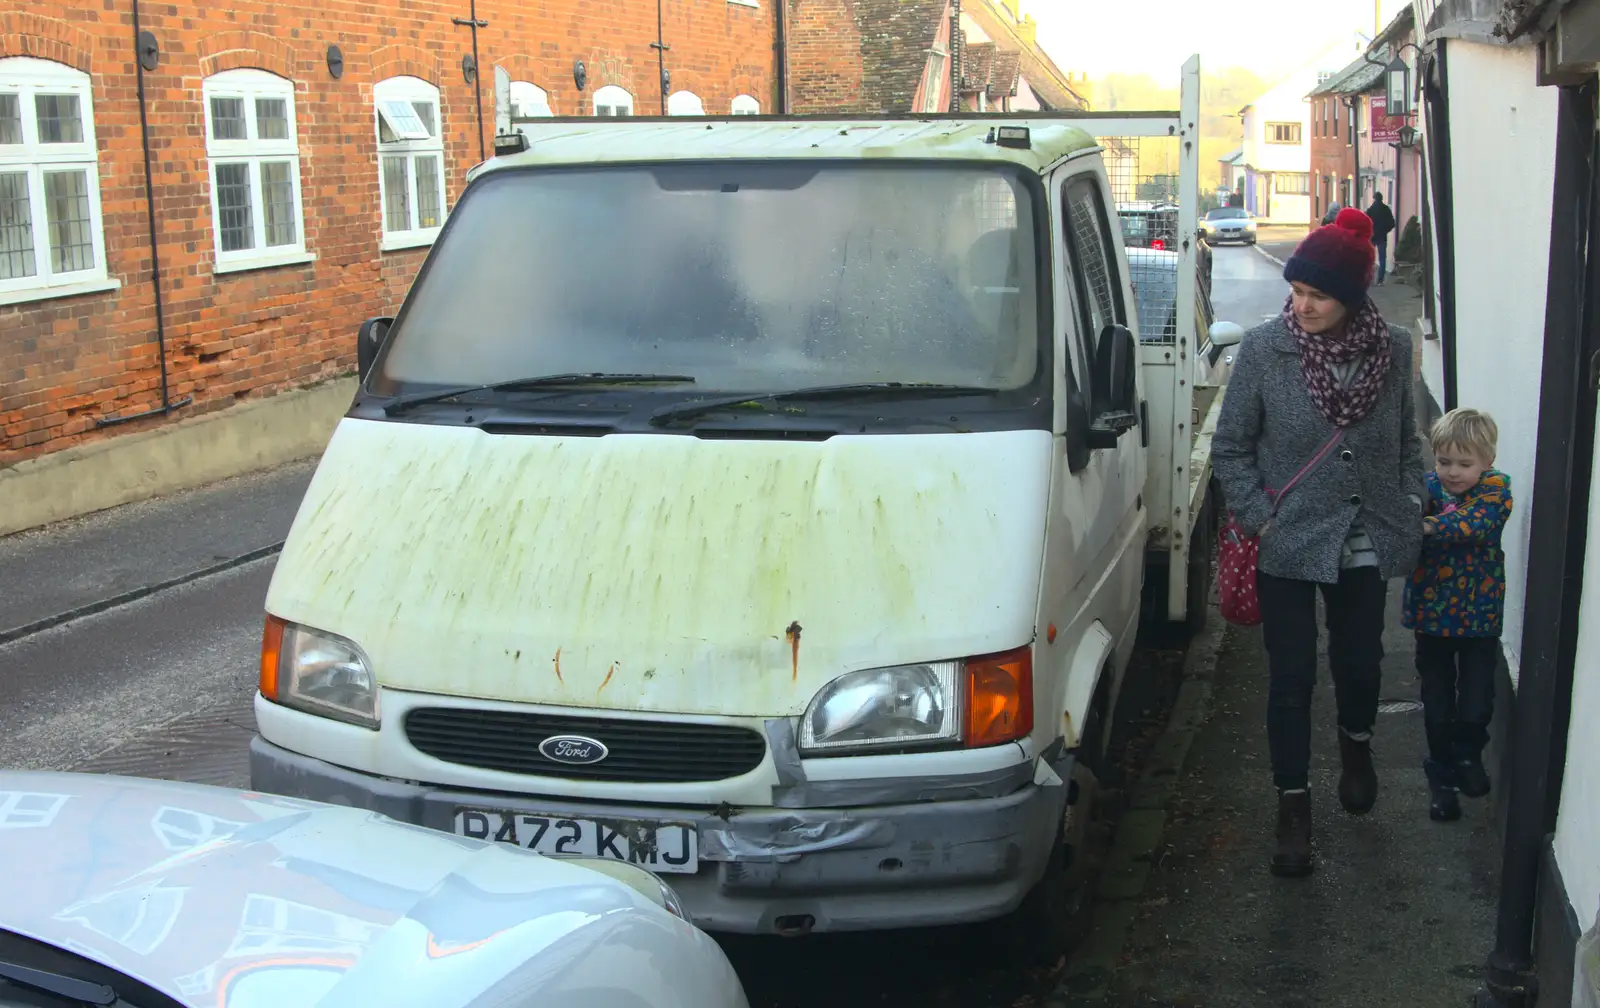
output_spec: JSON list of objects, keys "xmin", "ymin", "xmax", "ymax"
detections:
[{"xmin": 1217, "ymin": 431, "xmax": 1345, "ymax": 627}]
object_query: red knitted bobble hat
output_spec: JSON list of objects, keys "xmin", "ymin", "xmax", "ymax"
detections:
[{"xmin": 1282, "ymin": 207, "xmax": 1377, "ymax": 308}]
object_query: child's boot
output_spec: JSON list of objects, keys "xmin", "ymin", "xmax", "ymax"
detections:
[
  {"xmin": 1455, "ymin": 745, "xmax": 1491, "ymax": 798},
  {"xmin": 1426, "ymin": 758, "xmax": 1461, "ymax": 822}
]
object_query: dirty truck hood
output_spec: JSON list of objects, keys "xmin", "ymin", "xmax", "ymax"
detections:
[{"xmin": 267, "ymin": 418, "xmax": 1051, "ymax": 717}]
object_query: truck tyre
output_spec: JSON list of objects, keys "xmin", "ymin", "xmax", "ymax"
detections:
[{"xmin": 1000, "ymin": 762, "xmax": 1104, "ymax": 966}]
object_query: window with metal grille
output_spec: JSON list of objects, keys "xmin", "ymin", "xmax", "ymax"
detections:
[
  {"xmin": 376, "ymin": 76, "xmax": 447, "ymax": 250},
  {"xmin": 592, "ymin": 85, "xmax": 634, "ymax": 117},
  {"xmin": 1061, "ymin": 174, "xmax": 1126, "ymax": 375},
  {"xmin": 1265, "ymin": 122, "xmax": 1302, "ymax": 144},
  {"xmin": 203, "ymin": 69, "xmax": 306, "ymax": 271},
  {"xmin": 509, "ymin": 80, "xmax": 553, "ymax": 118},
  {"xmin": 0, "ymin": 57, "xmax": 111, "ymax": 304}
]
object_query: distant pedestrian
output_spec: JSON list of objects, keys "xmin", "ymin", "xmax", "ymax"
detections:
[
  {"xmin": 1213, "ymin": 207, "xmax": 1425, "ymax": 878},
  {"xmin": 1402, "ymin": 408, "xmax": 1512, "ymax": 823},
  {"xmin": 1367, "ymin": 192, "xmax": 1397, "ymax": 284}
]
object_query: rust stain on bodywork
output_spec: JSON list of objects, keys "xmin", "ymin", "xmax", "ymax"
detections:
[
  {"xmin": 599, "ymin": 663, "xmax": 616, "ymax": 694},
  {"xmin": 552, "ymin": 648, "xmax": 563, "ymax": 684},
  {"xmin": 785, "ymin": 621, "xmax": 803, "ymax": 682}
]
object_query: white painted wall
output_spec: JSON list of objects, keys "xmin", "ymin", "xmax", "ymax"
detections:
[
  {"xmin": 1241, "ymin": 91, "xmax": 1310, "ymax": 175},
  {"xmin": 1443, "ymin": 41, "xmax": 1558, "ymax": 684},
  {"xmin": 1557, "ymin": 402, "xmax": 1600, "ymax": 930}
]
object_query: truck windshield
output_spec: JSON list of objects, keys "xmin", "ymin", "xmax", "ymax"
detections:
[{"xmin": 374, "ymin": 163, "xmax": 1040, "ymax": 396}]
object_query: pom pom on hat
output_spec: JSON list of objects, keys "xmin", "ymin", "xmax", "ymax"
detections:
[
  {"xmin": 1283, "ymin": 208, "xmax": 1377, "ymax": 308},
  {"xmin": 1333, "ymin": 206, "xmax": 1373, "ymax": 243}
]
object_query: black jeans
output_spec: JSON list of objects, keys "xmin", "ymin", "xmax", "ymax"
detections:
[
  {"xmin": 1258, "ymin": 567, "xmax": 1387, "ymax": 791},
  {"xmin": 1415, "ymin": 634, "xmax": 1497, "ymax": 765}
]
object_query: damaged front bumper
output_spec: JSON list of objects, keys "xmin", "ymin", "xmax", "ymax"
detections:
[{"xmin": 249, "ymin": 735, "xmax": 1071, "ymax": 934}]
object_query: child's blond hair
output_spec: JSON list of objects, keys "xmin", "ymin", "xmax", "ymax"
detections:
[{"xmin": 1429, "ymin": 407, "xmax": 1498, "ymax": 462}]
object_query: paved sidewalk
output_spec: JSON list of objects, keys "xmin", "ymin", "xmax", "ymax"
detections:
[
  {"xmin": 0, "ymin": 458, "xmax": 314, "ymax": 641},
  {"xmin": 1101, "ymin": 592, "xmax": 1499, "ymax": 1007}
]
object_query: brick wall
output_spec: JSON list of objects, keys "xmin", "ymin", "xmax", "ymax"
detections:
[
  {"xmin": 787, "ymin": 0, "xmax": 864, "ymax": 112},
  {"xmin": 1308, "ymin": 93, "xmax": 1353, "ymax": 220},
  {"xmin": 0, "ymin": 0, "xmax": 774, "ymax": 465}
]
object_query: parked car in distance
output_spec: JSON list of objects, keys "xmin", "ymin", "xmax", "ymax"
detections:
[
  {"xmin": 1200, "ymin": 206, "xmax": 1257, "ymax": 245},
  {"xmin": 1117, "ymin": 200, "xmax": 1180, "ymax": 251},
  {"xmin": 0, "ymin": 771, "xmax": 749, "ymax": 1008}
]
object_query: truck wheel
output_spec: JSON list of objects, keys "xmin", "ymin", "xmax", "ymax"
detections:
[{"xmin": 1000, "ymin": 762, "xmax": 1105, "ymax": 966}]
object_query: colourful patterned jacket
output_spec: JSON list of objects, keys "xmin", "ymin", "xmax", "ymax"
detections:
[{"xmin": 1402, "ymin": 470, "xmax": 1512, "ymax": 638}]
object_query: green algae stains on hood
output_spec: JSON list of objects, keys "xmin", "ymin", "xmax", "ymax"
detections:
[{"xmin": 266, "ymin": 419, "xmax": 1052, "ymax": 718}]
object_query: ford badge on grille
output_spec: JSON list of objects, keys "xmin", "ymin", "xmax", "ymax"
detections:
[{"xmin": 539, "ymin": 735, "xmax": 609, "ymax": 765}]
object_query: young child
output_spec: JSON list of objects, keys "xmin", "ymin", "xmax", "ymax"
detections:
[{"xmin": 1402, "ymin": 408, "xmax": 1513, "ymax": 822}]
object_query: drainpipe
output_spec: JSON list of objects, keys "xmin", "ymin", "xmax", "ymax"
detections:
[
  {"xmin": 98, "ymin": 0, "xmax": 192, "ymax": 427},
  {"xmin": 451, "ymin": 2, "xmax": 489, "ymax": 162},
  {"xmin": 775, "ymin": 0, "xmax": 790, "ymax": 112},
  {"xmin": 1478, "ymin": 79, "xmax": 1597, "ymax": 1008},
  {"xmin": 1422, "ymin": 47, "xmax": 1458, "ymax": 410}
]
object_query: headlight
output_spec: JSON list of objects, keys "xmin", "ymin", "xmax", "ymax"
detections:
[
  {"xmin": 798, "ymin": 648, "xmax": 1033, "ymax": 753},
  {"xmin": 261, "ymin": 616, "xmax": 379, "ymax": 727},
  {"xmin": 1245, "ymin": 220, "xmax": 1257, "ymax": 230},
  {"xmin": 800, "ymin": 662, "xmax": 960, "ymax": 752}
]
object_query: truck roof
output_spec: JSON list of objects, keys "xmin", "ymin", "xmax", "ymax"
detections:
[{"xmin": 477, "ymin": 117, "xmax": 1104, "ymax": 178}]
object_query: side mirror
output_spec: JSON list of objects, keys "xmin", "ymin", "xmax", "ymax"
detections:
[
  {"xmin": 1208, "ymin": 320, "xmax": 1245, "ymax": 348},
  {"xmin": 357, "ymin": 316, "xmax": 394, "ymax": 383},
  {"xmin": 1087, "ymin": 323, "xmax": 1139, "ymax": 449}
]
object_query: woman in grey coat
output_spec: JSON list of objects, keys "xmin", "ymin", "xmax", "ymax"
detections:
[{"xmin": 1212, "ymin": 208, "xmax": 1425, "ymax": 877}]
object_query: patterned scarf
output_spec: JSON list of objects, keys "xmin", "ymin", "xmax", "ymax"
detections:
[{"xmin": 1282, "ymin": 296, "xmax": 1392, "ymax": 427}]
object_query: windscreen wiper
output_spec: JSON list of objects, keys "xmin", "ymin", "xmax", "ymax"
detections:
[
  {"xmin": 384, "ymin": 373, "xmax": 697, "ymax": 416},
  {"xmin": 647, "ymin": 382, "xmax": 996, "ymax": 427},
  {"xmin": 0, "ymin": 959, "xmax": 119, "ymax": 1005}
]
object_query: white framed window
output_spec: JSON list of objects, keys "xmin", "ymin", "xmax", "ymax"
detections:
[
  {"xmin": 593, "ymin": 85, "xmax": 634, "ymax": 117},
  {"xmin": 666, "ymin": 90, "xmax": 704, "ymax": 116},
  {"xmin": 203, "ymin": 69, "xmax": 309, "ymax": 273},
  {"xmin": 375, "ymin": 76, "xmax": 447, "ymax": 251},
  {"xmin": 0, "ymin": 57, "xmax": 118, "ymax": 306},
  {"xmin": 731, "ymin": 94, "xmax": 760, "ymax": 115},
  {"xmin": 509, "ymin": 80, "xmax": 552, "ymax": 118},
  {"xmin": 1265, "ymin": 121, "xmax": 1302, "ymax": 145}
]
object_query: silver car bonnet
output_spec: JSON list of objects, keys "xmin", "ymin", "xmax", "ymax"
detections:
[{"xmin": 0, "ymin": 771, "xmax": 745, "ymax": 1007}]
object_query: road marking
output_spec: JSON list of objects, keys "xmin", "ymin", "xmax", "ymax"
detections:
[{"xmin": 1254, "ymin": 244, "xmax": 1287, "ymax": 268}]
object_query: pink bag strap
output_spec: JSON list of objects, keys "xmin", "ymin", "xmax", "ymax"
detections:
[{"xmin": 1267, "ymin": 429, "xmax": 1344, "ymax": 514}]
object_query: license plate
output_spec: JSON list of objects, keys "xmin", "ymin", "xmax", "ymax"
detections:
[{"xmin": 454, "ymin": 809, "xmax": 698, "ymax": 874}]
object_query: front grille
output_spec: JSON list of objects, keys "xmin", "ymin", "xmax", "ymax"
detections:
[{"xmin": 404, "ymin": 708, "xmax": 768, "ymax": 783}]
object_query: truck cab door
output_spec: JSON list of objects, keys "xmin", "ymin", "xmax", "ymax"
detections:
[{"xmin": 1034, "ymin": 161, "xmax": 1148, "ymax": 756}]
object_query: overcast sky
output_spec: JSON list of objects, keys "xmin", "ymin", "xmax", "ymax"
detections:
[{"xmin": 1031, "ymin": 0, "xmax": 1411, "ymax": 86}]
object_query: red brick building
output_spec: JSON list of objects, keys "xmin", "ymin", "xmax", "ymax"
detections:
[
  {"xmin": 1308, "ymin": 66, "xmax": 1358, "ymax": 220},
  {"xmin": 1, "ymin": 2, "xmax": 775, "ymax": 464},
  {"xmin": 787, "ymin": 0, "xmax": 1083, "ymax": 116}
]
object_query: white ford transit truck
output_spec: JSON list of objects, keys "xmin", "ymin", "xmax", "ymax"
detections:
[{"xmin": 250, "ymin": 56, "xmax": 1238, "ymax": 951}]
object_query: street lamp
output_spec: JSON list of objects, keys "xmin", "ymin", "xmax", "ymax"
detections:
[{"xmin": 1385, "ymin": 54, "xmax": 1409, "ymax": 114}]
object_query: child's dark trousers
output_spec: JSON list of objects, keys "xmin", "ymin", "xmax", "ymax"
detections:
[{"xmin": 1415, "ymin": 633, "xmax": 1497, "ymax": 777}]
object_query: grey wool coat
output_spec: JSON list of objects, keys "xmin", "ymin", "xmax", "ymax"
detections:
[{"xmin": 1212, "ymin": 314, "xmax": 1425, "ymax": 584}]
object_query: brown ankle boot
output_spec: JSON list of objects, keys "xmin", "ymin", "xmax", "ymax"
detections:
[
  {"xmin": 1271, "ymin": 789, "xmax": 1313, "ymax": 877},
  {"xmin": 1338, "ymin": 730, "xmax": 1378, "ymax": 815}
]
